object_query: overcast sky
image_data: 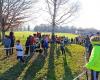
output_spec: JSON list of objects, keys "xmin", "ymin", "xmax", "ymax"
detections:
[
  {"xmin": 28, "ymin": 0, "xmax": 100, "ymax": 30},
  {"xmin": 72, "ymin": 0, "xmax": 100, "ymax": 30}
]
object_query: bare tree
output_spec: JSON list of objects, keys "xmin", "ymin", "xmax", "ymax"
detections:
[
  {"xmin": 0, "ymin": 0, "xmax": 37, "ymax": 41},
  {"xmin": 45, "ymin": 0, "xmax": 79, "ymax": 39},
  {"xmin": 0, "ymin": 0, "xmax": 3, "ymax": 42}
]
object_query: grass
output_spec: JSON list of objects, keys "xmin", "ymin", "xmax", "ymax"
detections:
[
  {"xmin": 0, "ymin": 31, "xmax": 86, "ymax": 80},
  {"xmin": 4, "ymin": 31, "xmax": 78, "ymax": 45},
  {"xmin": 6, "ymin": 31, "xmax": 78, "ymax": 39},
  {"xmin": 92, "ymin": 41, "xmax": 100, "ymax": 45}
]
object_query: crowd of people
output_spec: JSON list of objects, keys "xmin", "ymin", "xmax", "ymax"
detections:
[
  {"xmin": 2, "ymin": 32, "xmax": 77, "ymax": 63},
  {"xmin": 25, "ymin": 33, "xmax": 49, "ymax": 55},
  {"xmin": 2, "ymin": 31, "xmax": 100, "ymax": 80},
  {"xmin": 2, "ymin": 32, "xmax": 95, "ymax": 60},
  {"xmin": 24, "ymin": 33, "xmax": 70, "ymax": 56}
]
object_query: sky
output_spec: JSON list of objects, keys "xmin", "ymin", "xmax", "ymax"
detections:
[
  {"xmin": 72, "ymin": 0, "xmax": 100, "ymax": 30},
  {"xmin": 28, "ymin": 0, "xmax": 100, "ymax": 30}
]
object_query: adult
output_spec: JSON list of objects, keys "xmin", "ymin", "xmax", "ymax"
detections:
[
  {"xmin": 85, "ymin": 35, "xmax": 100, "ymax": 80},
  {"xmin": 25, "ymin": 36, "xmax": 31, "ymax": 55},
  {"xmin": 9, "ymin": 32, "xmax": 15, "ymax": 54},
  {"xmin": 29, "ymin": 35, "xmax": 34, "ymax": 53},
  {"xmin": 84, "ymin": 35, "xmax": 92, "ymax": 60},
  {"xmin": 41, "ymin": 35, "xmax": 45, "ymax": 49}
]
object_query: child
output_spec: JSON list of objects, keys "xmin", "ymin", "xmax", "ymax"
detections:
[
  {"xmin": 3, "ymin": 35, "xmax": 11, "ymax": 57},
  {"xmin": 42, "ymin": 36, "xmax": 49, "ymax": 56},
  {"xmin": 60, "ymin": 39, "xmax": 65, "ymax": 55},
  {"xmin": 16, "ymin": 40, "xmax": 24, "ymax": 63}
]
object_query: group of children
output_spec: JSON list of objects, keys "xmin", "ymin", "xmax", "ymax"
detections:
[
  {"xmin": 14, "ymin": 35, "xmax": 47, "ymax": 63},
  {"xmin": 15, "ymin": 33, "xmax": 71, "ymax": 63}
]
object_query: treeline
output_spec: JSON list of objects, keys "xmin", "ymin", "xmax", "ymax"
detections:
[
  {"xmin": 34, "ymin": 24, "xmax": 77, "ymax": 33},
  {"xmin": 33, "ymin": 24, "xmax": 99, "ymax": 34}
]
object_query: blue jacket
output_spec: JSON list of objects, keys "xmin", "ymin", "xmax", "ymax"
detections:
[{"xmin": 3, "ymin": 38, "xmax": 11, "ymax": 48}]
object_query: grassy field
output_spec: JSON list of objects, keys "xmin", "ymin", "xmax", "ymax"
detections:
[
  {"xmin": 4, "ymin": 31, "xmax": 78, "ymax": 45},
  {"xmin": 6, "ymin": 31, "xmax": 78, "ymax": 38},
  {"xmin": 11, "ymin": 31, "xmax": 78, "ymax": 38},
  {"xmin": 0, "ymin": 32, "xmax": 86, "ymax": 80}
]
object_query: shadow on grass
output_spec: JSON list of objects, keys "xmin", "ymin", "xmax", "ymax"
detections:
[
  {"xmin": 22, "ymin": 52, "xmax": 47, "ymax": 80},
  {"xmin": 63, "ymin": 55, "xmax": 74, "ymax": 80},
  {"xmin": 55, "ymin": 44, "xmax": 61, "ymax": 58},
  {"xmin": 0, "ymin": 56, "xmax": 7, "ymax": 61},
  {"xmin": 65, "ymin": 47, "xmax": 72, "ymax": 57},
  {"xmin": 0, "ymin": 62, "xmax": 28, "ymax": 80},
  {"xmin": 0, "ymin": 52, "xmax": 35, "ymax": 80},
  {"xmin": 47, "ymin": 43, "xmax": 56, "ymax": 80},
  {"xmin": 55, "ymin": 45, "xmax": 72, "ymax": 58}
]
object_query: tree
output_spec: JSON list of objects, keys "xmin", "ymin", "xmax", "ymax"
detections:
[
  {"xmin": 0, "ymin": 0, "xmax": 3, "ymax": 42},
  {"xmin": 45, "ymin": 0, "xmax": 79, "ymax": 39},
  {"xmin": 0, "ymin": 0, "xmax": 37, "ymax": 41}
]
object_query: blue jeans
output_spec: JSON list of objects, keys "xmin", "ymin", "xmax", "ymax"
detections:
[
  {"xmin": 17, "ymin": 56, "xmax": 24, "ymax": 62},
  {"xmin": 91, "ymin": 70, "xmax": 99, "ymax": 80}
]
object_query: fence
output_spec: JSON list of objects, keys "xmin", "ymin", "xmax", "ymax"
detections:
[{"xmin": 0, "ymin": 45, "xmax": 31, "ymax": 57}]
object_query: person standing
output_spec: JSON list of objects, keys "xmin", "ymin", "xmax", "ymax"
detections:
[
  {"xmin": 16, "ymin": 40, "xmax": 24, "ymax": 63},
  {"xmin": 43, "ymin": 35, "xmax": 49, "ymax": 56},
  {"xmin": 60, "ymin": 38, "xmax": 65, "ymax": 55},
  {"xmin": 44, "ymin": 35, "xmax": 49, "ymax": 49},
  {"xmin": 9, "ymin": 32, "xmax": 15, "ymax": 54},
  {"xmin": 25, "ymin": 36, "xmax": 30, "ymax": 55},
  {"xmin": 3, "ymin": 35, "xmax": 11, "ymax": 57},
  {"xmin": 85, "ymin": 35, "xmax": 100, "ymax": 80},
  {"xmin": 84, "ymin": 35, "xmax": 92, "ymax": 60}
]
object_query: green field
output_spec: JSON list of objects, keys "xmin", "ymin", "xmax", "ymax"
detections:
[
  {"xmin": 6, "ymin": 31, "xmax": 78, "ymax": 38},
  {"xmin": 5, "ymin": 31, "xmax": 78, "ymax": 45},
  {"xmin": 0, "ymin": 32, "xmax": 85, "ymax": 80}
]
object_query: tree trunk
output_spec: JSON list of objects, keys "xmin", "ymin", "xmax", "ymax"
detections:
[
  {"xmin": 51, "ymin": 21, "xmax": 56, "ymax": 42},
  {"xmin": 1, "ymin": 30, "xmax": 5, "ymax": 43},
  {"xmin": 50, "ymin": 0, "xmax": 57, "ymax": 54},
  {"xmin": 51, "ymin": 0, "xmax": 57, "ymax": 41},
  {"xmin": 0, "ymin": 0, "xmax": 2, "ymax": 42},
  {"xmin": 0, "ymin": 31, "xmax": 1, "ymax": 42}
]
